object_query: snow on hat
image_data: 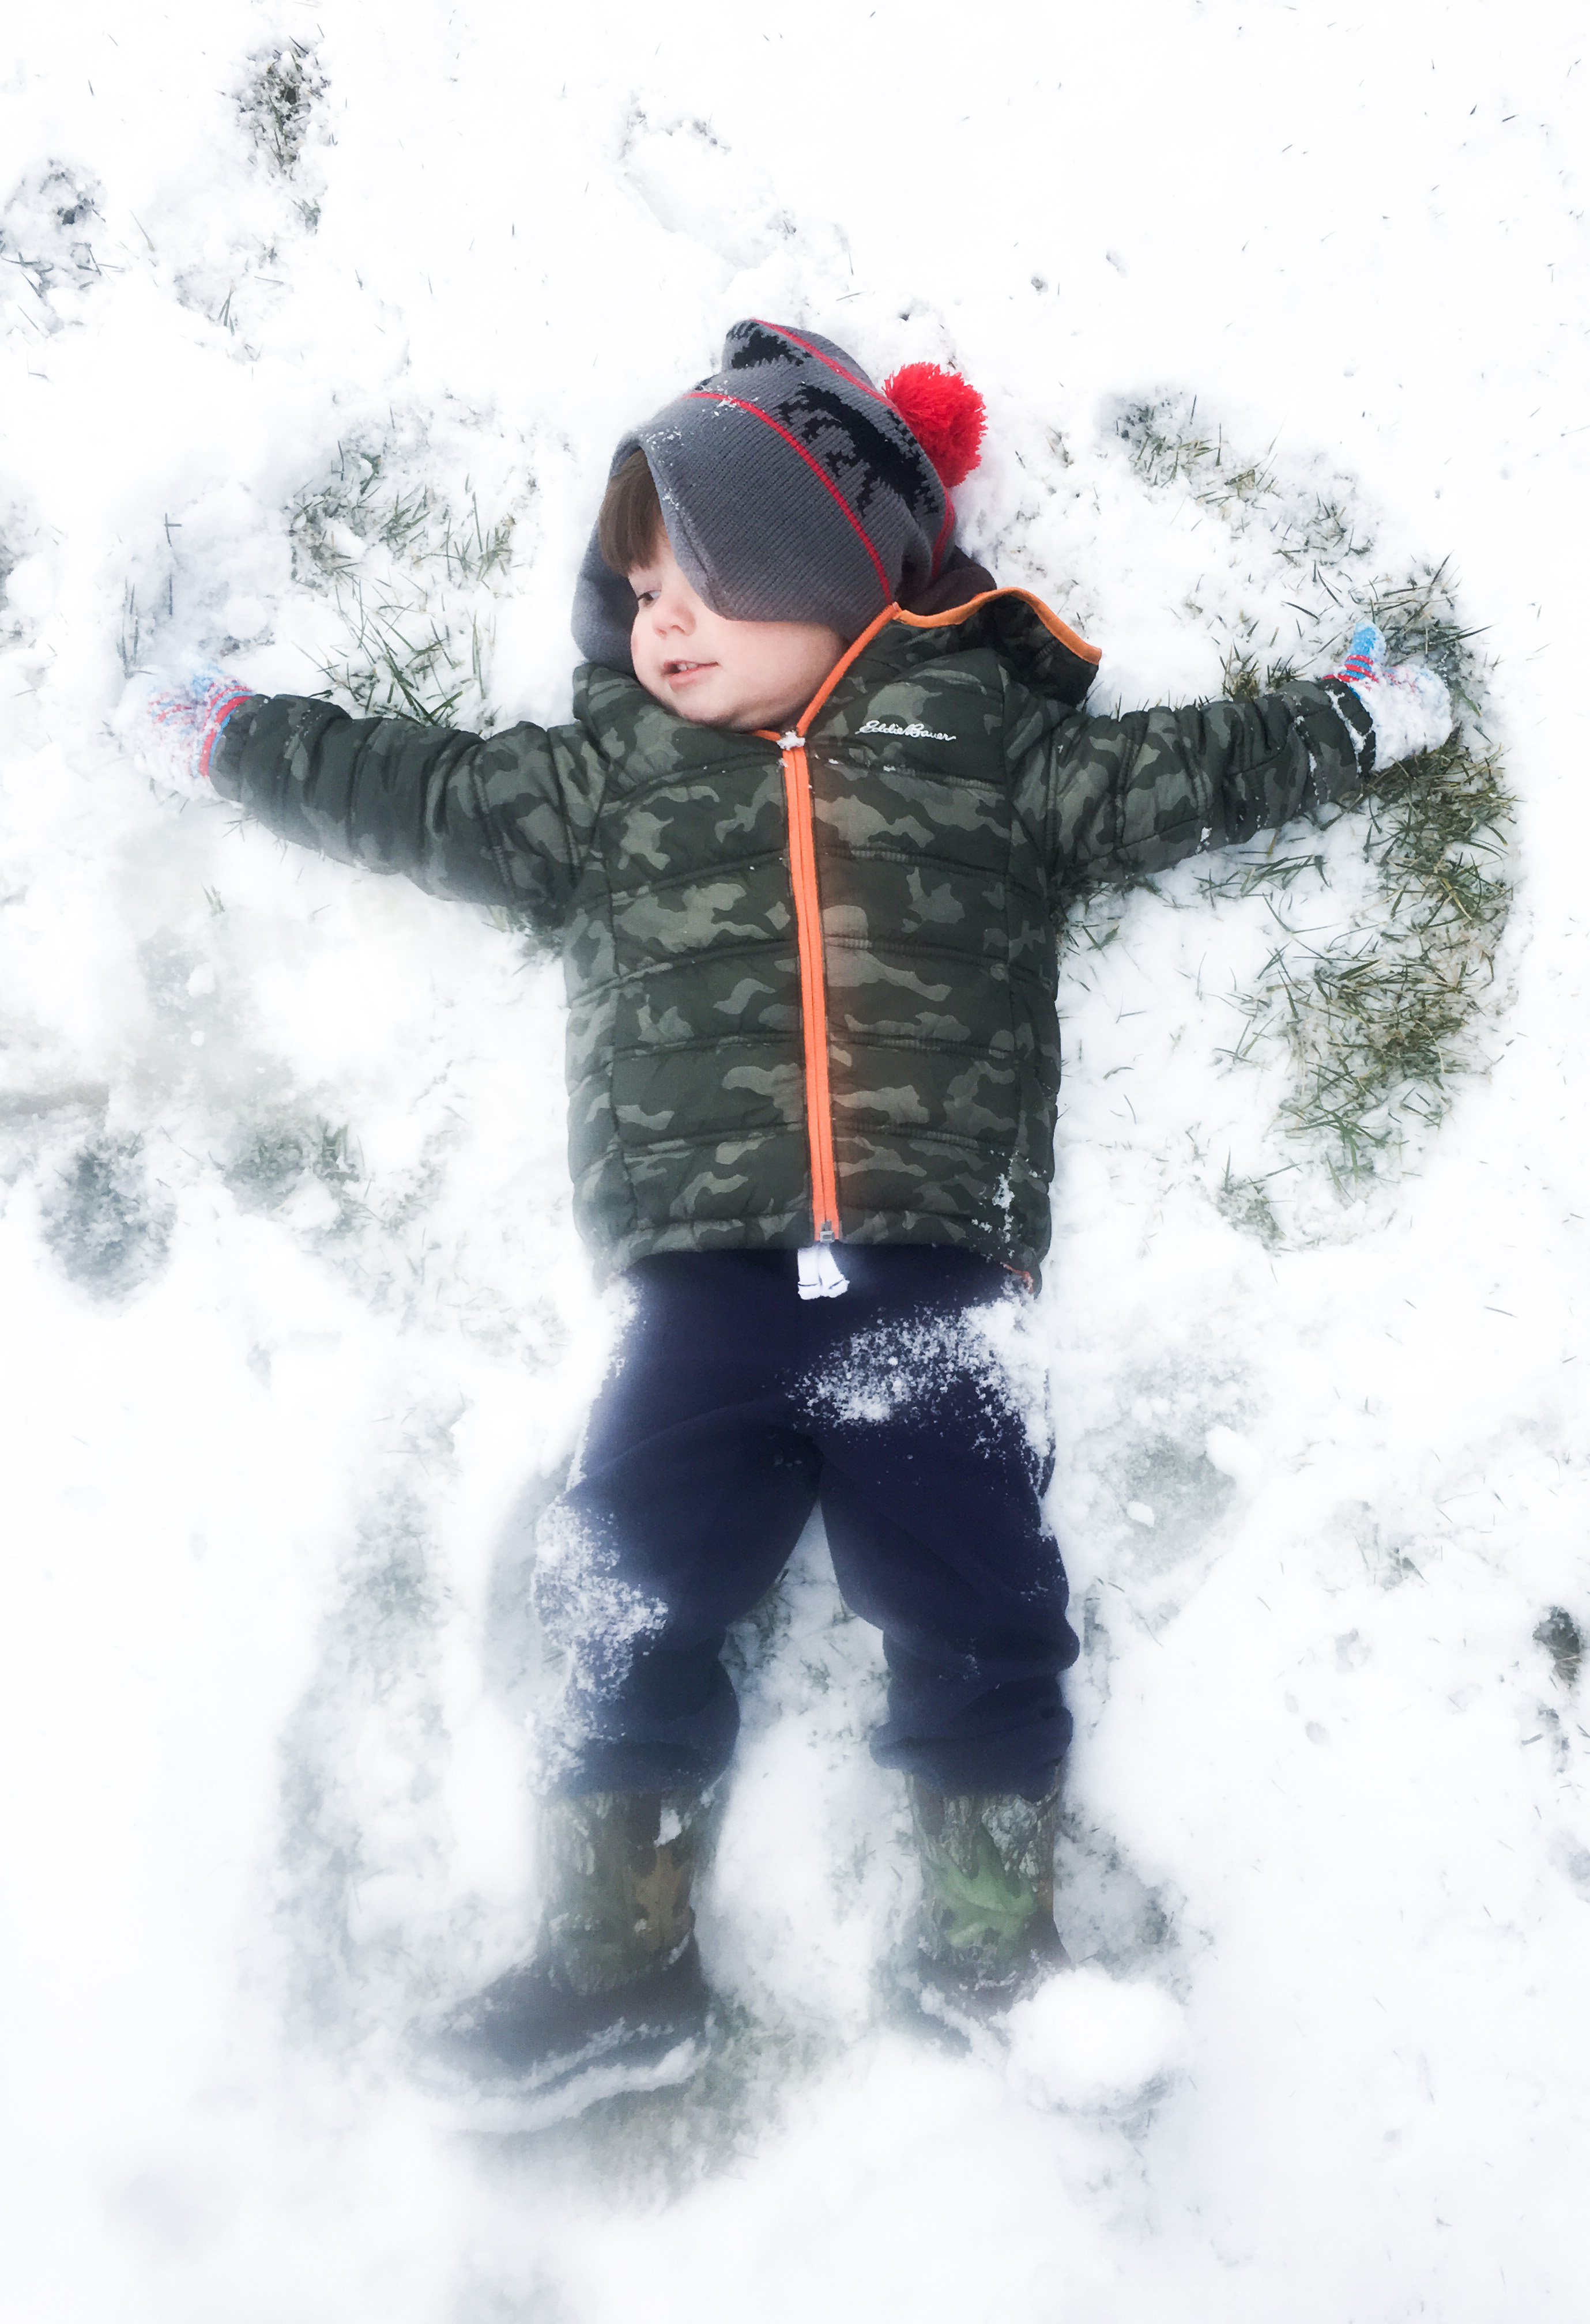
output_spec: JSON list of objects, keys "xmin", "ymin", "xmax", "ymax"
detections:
[{"xmin": 572, "ymin": 319, "xmax": 988, "ymax": 674}]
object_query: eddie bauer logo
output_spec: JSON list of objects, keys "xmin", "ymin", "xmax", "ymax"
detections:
[{"xmin": 857, "ymin": 718, "xmax": 955, "ymax": 742}]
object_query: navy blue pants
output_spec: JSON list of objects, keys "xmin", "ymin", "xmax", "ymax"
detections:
[{"xmin": 534, "ymin": 1247, "xmax": 1078, "ymax": 1800}]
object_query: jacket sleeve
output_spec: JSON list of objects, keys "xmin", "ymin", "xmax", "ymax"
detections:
[
  {"xmin": 208, "ymin": 695, "xmax": 609, "ymax": 933},
  {"xmin": 1007, "ymin": 675, "xmax": 1376, "ymax": 899}
]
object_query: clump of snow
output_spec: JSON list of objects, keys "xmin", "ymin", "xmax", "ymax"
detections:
[
  {"xmin": 1357, "ymin": 661, "xmax": 1456, "ymax": 768},
  {"xmin": 1004, "ymin": 1965, "xmax": 1189, "ymax": 2115},
  {"xmin": 797, "ymin": 1297, "xmax": 1052, "ymax": 1466},
  {"xmin": 530, "ymin": 1501, "xmax": 670, "ymax": 1791}
]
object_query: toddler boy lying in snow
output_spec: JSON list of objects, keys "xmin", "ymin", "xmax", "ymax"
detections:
[{"xmin": 134, "ymin": 320, "xmax": 1449, "ymax": 2124}]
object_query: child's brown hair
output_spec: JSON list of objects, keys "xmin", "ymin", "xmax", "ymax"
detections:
[{"xmin": 597, "ymin": 449, "xmax": 665, "ymax": 578}]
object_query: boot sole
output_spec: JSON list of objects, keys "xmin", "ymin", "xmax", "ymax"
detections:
[{"xmin": 417, "ymin": 2024, "xmax": 711, "ymax": 2134}]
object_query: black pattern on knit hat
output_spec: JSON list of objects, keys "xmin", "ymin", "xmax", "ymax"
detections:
[{"xmin": 572, "ymin": 320, "xmax": 975, "ymax": 674}]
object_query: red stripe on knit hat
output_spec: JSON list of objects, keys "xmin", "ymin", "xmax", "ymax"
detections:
[
  {"xmin": 681, "ymin": 392, "xmax": 894, "ymax": 605},
  {"xmin": 746, "ymin": 320, "xmax": 953, "ymax": 574}
]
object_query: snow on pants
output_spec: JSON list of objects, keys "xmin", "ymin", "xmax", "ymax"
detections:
[{"xmin": 534, "ymin": 1246, "xmax": 1079, "ymax": 1801}]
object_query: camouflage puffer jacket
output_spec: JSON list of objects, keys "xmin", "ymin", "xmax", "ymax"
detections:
[{"xmin": 210, "ymin": 592, "xmax": 1372, "ymax": 1277}]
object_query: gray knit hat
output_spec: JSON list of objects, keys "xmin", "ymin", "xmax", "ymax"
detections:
[{"xmin": 572, "ymin": 319, "xmax": 988, "ymax": 674}]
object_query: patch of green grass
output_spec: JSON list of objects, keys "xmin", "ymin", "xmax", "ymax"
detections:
[
  {"xmin": 1218, "ymin": 639, "xmax": 1299, "ymax": 703},
  {"xmin": 240, "ymin": 42, "xmax": 327, "ymax": 177},
  {"xmin": 1198, "ymin": 851, "xmax": 1325, "ymax": 901},
  {"xmin": 1215, "ymin": 1160, "xmax": 1289, "ymax": 1247},
  {"xmin": 1097, "ymin": 393, "xmax": 1515, "ymax": 1225},
  {"xmin": 289, "ymin": 440, "xmax": 517, "ymax": 727},
  {"xmin": 1117, "ymin": 393, "xmax": 1373, "ymax": 580},
  {"xmin": 1117, "ymin": 397, "xmax": 1221, "ymax": 491},
  {"xmin": 1221, "ymin": 722, "xmax": 1510, "ymax": 1196},
  {"xmin": 1117, "ymin": 397, "xmax": 1284, "ymax": 527},
  {"xmin": 224, "ymin": 1115, "xmax": 366, "ymax": 1214},
  {"xmin": 117, "ymin": 580, "xmax": 142, "ymax": 677},
  {"xmin": 291, "ymin": 448, "xmax": 514, "ymax": 590},
  {"xmin": 316, "ymin": 587, "xmax": 474, "ymax": 727}
]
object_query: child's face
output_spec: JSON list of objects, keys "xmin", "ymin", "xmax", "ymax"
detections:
[{"xmin": 628, "ymin": 537, "xmax": 847, "ymax": 730}]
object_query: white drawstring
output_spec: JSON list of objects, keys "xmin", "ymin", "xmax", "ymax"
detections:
[{"xmin": 796, "ymin": 1243, "xmax": 849, "ymax": 1300}]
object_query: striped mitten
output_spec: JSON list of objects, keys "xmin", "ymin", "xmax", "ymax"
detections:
[
  {"xmin": 1325, "ymin": 622, "xmax": 1453, "ymax": 769},
  {"xmin": 123, "ymin": 666, "xmax": 254, "ymax": 787}
]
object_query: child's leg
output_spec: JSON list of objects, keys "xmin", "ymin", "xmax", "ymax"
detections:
[
  {"xmin": 425, "ymin": 1252, "xmax": 834, "ymax": 2112},
  {"xmin": 801, "ymin": 1247, "xmax": 1079, "ymax": 1801},
  {"xmin": 787, "ymin": 1247, "xmax": 1076, "ymax": 2020},
  {"xmin": 534, "ymin": 1251, "xmax": 824, "ymax": 1794}
]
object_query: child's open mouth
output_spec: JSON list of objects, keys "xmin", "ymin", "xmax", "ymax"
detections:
[{"xmin": 664, "ymin": 659, "xmax": 715, "ymax": 684}]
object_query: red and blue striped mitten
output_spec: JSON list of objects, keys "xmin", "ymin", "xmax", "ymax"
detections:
[
  {"xmin": 1324, "ymin": 622, "xmax": 1453, "ymax": 768},
  {"xmin": 130, "ymin": 666, "xmax": 255, "ymax": 787}
]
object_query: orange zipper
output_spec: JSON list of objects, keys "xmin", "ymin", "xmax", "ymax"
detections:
[
  {"xmin": 761, "ymin": 603, "xmax": 900, "ymax": 1245},
  {"xmin": 778, "ymin": 729, "xmax": 842, "ymax": 1240}
]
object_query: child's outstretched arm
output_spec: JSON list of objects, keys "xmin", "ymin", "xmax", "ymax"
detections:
[
  {"xmin": 125, "ymin": 671, "xmax": 607, "ymax": 934},
  {"xmin": 1012, "ymin": 631, "xmax": 1450, "ymax": 895}
]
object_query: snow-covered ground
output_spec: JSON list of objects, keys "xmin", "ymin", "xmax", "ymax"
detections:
[{"xmin": 4, "ymin": 4, "xmax": 1589, "ymax": 2316}]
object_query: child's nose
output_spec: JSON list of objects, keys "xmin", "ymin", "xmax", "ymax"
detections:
[{"xmin": 652, "ymin": 588, "xmax": 693, "ymax": 633}]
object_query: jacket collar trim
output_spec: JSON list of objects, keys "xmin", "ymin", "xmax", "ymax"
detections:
[
  {"xmin": 763, "ymin": 588, "xmax": 1100, "ymax": 740},
  {"xmin": 894, "ymin": 587, "xmax": 1100, "ymax": 666}
]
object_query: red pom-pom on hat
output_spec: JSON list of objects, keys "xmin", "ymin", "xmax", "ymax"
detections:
[{"xmin": 883, "ymin": 362, "xmax": 988, "ymax": 488}]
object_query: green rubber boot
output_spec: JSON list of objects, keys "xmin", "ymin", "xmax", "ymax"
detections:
[
  {"xmin": 901, "ymin": 1780, "xmax": 1068, "ymax": 2044},
  {"xmin": 416, "ymin": 1788, "xmax": 717, "ymax": 2130}
]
